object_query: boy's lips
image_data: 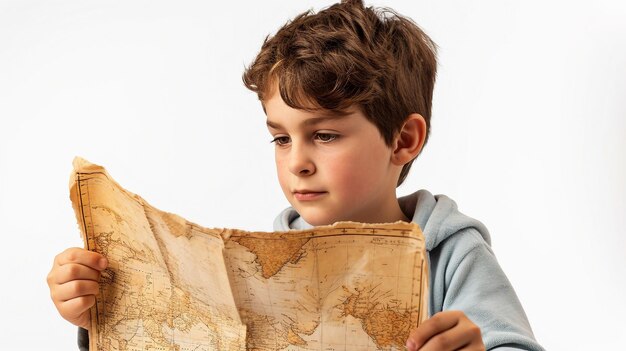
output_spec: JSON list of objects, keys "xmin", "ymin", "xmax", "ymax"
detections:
[{"xmin": 293, "ymin": 190, "xmax": 327, "ymax": 201}]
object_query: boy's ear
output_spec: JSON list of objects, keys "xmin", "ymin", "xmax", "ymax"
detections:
[{"xmin": 391, "ymin": 113, "xmax": 427, "ymax": 166}]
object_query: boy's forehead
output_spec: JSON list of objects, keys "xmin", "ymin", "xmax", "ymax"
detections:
[
  {"xmin": 263, "ymin": 82, "xmax": 318, "ymax": 112},
  {"xmin": 263, "ymin": 79, "xmax": 359, "ymax": 117},
  {"xmin": 266, "ymin": 113, "xmax": 348, "ymax": 128}
]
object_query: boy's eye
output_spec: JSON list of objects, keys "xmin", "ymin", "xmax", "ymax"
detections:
[
  {"xmin": 315, "ymin": 133, "xmax": 338, "ymax": 142},
  {"xmin": 271, "ymin": 136, "xmax": 291, "ymax": 145}
]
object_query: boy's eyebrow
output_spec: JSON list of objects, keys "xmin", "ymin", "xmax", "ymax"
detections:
[
  {"xmin": 266, "ymin": 115, "xmax": 348, "ymax": 129},
  {"xmin": 266, "ymin": 120, "xmax": 282, "ymax": 129}
]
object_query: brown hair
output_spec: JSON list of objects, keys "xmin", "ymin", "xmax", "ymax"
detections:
[{"xmin": 242, "ymin": 0, "xmax": 437, "ymax": 186}]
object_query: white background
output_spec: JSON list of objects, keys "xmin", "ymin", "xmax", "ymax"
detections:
[{"xmin": 1, "ymin": 0, "xmax": 624, "ymax": 349}]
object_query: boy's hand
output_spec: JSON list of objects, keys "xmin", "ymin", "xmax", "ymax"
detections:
[
  {"xmin": 46, "ymin": 247, "xmax": 108, "ymax": 330},
  {"xmin": 406, "ymin": 310, "xmax": 484, "ymax": 351}
]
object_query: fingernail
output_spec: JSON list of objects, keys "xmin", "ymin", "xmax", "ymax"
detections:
[
  {"xmin": 406, "ymin": 340, "xmax": 416, "ymax": 351},
  {"xmin": 99, "ymin": 258, "xmax": 108, "ymax": 269}
]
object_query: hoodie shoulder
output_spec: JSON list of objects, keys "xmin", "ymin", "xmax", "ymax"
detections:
[{"xmin": 399, "ymin": 190, "xmax": 492, "ymax": 251}]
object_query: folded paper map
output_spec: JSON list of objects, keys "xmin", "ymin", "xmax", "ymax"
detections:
[{"xmin": 69, "ymin": 157, "xmax": 428, "ymax": 351}]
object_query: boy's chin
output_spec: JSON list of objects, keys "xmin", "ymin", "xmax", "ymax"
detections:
[{"xmin": 298, "ymin": 209, "xmax": 350, "ymax": 227}]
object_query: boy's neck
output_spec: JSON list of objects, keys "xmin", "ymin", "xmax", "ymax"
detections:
[
  {"xmin": 357, "ymin": 196, "xmax": 411, "ymax": 224},
  {"xmin": 379, "ymin": 198, "xmax": 411, "ymax": 223}
]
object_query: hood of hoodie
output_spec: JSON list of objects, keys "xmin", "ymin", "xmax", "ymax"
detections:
[{"xmin": 273, "ymin": 189, "xmax": 491, "ymax": 251}]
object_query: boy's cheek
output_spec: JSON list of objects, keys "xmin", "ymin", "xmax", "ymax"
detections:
[{"xmin": 275, "ymin": 159, "xmax": 290, "ymax": 185}]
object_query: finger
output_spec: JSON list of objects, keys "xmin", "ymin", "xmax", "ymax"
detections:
[
  {"xmin": 55, "ymin": 247, "xmax": 108, "ymax": 271},
  {"xmin": 418, "ymin": 320, "xmax": 480, "ymax": 351},
  {"xmin": 51, "ymin": 280, "xmax": 100, "ymax": 302},
  {"xmin": 406, "ymin": 311, "xmax": 462, "ymax": 350},
  {"xmin": 52, "ymin": 263, "xmax": 101, "ymax": 285},
  {"xmin": 57, "ymin": 295, "xmax": 96, "ymax": 323},
  {"xmin": 455, "ymin": 320, "xmax": 483, "ymax": 351}
]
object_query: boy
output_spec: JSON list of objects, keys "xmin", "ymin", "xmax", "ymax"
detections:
[{"xmin": 47, "ymin": 0, "xmax": 544, "ymax": 350}]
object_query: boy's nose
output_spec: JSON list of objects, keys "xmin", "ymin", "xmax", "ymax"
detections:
[{"xmin": 288, "ymin": 144, "xmax": 316, "ymax": 176}]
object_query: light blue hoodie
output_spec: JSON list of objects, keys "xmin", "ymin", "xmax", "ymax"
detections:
[{"xmin": 273, "ymin": 189, "xmax": 545, "ymax": 351}]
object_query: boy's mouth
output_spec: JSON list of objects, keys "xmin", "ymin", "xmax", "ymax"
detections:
[{"xmin": 293, "ymin": 190, "xmax": 327, "ymax": 201}]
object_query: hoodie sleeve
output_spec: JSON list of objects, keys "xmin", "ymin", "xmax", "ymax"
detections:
[{"xmin": 429, "ymin": 228, "xmax": 545, "ymax": 351}]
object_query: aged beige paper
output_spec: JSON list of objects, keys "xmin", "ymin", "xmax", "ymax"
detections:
[{"xmin": 69, "ymin": 157, "xmax": 428, "ymax": 351}]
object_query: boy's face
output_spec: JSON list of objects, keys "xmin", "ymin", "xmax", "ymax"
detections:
[{"xmin": 265, "ymin": 90, "xmax": 406, "ymax": 226}]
